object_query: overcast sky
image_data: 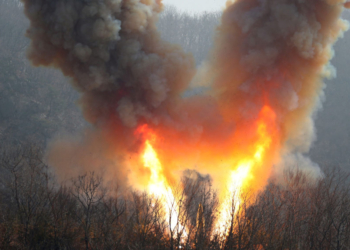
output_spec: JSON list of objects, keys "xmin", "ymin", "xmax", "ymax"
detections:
[{"xmin": 163, "ymin": 0, "xmax": 227, "ymax": 13}]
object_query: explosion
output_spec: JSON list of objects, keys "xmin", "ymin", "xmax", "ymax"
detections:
[{"xmin": 22, "ymin": 0, "xmax": 349, "ymax": 238}]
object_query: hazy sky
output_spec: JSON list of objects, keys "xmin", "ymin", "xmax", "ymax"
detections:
[{"xmin": 163, "ymin": 0, "xmax": 227, "ymax": 13}]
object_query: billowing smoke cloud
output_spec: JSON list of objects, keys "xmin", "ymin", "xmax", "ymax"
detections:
[
  {"xmin": 23, "ymin": 0, "xmax": 194, "ymax": 128},
  {"xmin": 21, "ymin": 0, "xmax": 198, "ymax": 184},
  {"xmin": 202, "ymin": 0, "xmax": 349, "ymax": 180},
  {"xmin": 21, "ymin": 0, "xmax": 349, "ymax": 195}
]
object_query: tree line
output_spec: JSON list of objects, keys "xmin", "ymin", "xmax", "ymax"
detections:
[{"xmin": 1, "ymin": 144, "xmax": 350, "ymax": 249}]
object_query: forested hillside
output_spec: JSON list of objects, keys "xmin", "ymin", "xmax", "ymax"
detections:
[
  {"xmin": 0, "ymin": 0, "xmax": 85, "ymax": 145},
  {"xmin": 1, "ymin": 1, "xmax": 350, "ymax": 249}
]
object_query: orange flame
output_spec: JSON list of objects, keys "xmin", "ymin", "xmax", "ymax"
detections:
[
  {"xmin": 133, "ymin": 105, "xmax": 279, "ymax": 236},
  {"xmin": 215, "ymin": 105, "xmax": 278, "ymax": 234},
  {"xmin": 135, "ymin": 125, "xmax": 186, "ymax": 233}
]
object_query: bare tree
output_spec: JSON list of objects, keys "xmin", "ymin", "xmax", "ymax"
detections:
[
  {"xmin": 71, "ymin": 172, "xmax": 105, "ymax": 250},
  {"xmin": 93, "ymin": 185, "xmax": 126, "ymax": 249}
]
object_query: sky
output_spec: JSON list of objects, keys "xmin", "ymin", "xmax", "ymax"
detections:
[{"xmin": 163, "ymin": 0, "xmax": 227, "ymax": 13}]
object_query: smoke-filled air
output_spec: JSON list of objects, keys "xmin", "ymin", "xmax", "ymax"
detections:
[{"xmin": 21, "ymin": 0, "xmax": 349, "ymax": 237}]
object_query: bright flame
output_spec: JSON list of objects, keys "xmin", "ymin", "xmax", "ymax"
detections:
[
  {"xmin": 142, "ymin": 140, "xmax": 167, "ymax": 196},
  {"xmin": 136, "ymin": 125, "xmax": 186, "ymax": 234},
  {"xmin": 215, "ymin": 105, "xmax": 277, "ymax": 234}
]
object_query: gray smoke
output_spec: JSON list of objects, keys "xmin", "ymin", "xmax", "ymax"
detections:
[
  {"xmin": 21, "ymin": 0, "xmax": 199, "ymax": 183},
  {"xmin": 23, "ymin": 0, "xmax": 195, "ymax": 128}
]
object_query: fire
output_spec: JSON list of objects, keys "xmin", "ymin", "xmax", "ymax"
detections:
[
  {"xmin": 136, "ymin": 125, "xmax": 186, "ymax": 233},
  {"xmin": 215, "ymin": 105, "xmax": 278, "ymax": 234},
  {"xmin": 134, "ymin": 105, "xmax": 279, "ymax": 236},
  {"xmin": 142, "ymin": 140, "xmax": 167, "ymax": 197}
]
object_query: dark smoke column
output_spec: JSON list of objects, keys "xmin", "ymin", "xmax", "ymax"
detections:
[
  {"xmin": 21, "ymin": 0, "xmax": 196, "ymax": 183},
  {"xmin": 22, "ymin": 0, "xmax": 194, "ymax": 128}
]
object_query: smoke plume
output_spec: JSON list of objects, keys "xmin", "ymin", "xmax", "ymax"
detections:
[
  {"xmin": 22, "ymin": 0, "xmax": 199, "ymax": 184},
  {"xmin": 203, "ymin": 0, "xmax": 349, "ymax": 182},
  {"xmin": 21, "ymin": 0, "xmax": 349, "ymax": 196}
]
